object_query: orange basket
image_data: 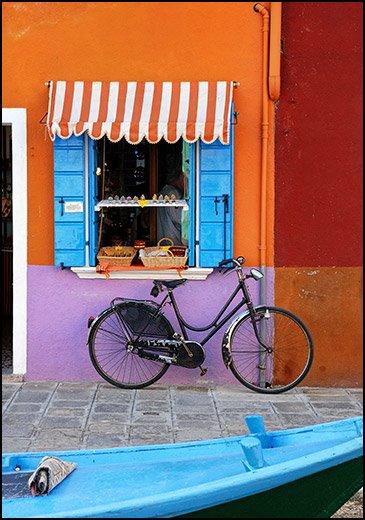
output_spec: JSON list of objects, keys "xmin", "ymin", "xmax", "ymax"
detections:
[{"xmin": 97, "ymin": 245, "xmax": 137, "ymax": 268}]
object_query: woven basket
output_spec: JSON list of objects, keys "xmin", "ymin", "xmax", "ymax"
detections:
[
  {"xmin": 97, "ymin": 245, "xmax": 137, "ymax": 268},
  {"xmin": 140, "ymin": 238, "xmax": 187, "ymax": 269},
  {"xmin": 143, "ymin": 237, "xmax": 173, "ymax": 256}
]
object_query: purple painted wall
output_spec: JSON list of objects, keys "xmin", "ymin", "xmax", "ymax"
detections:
[{"xmin": 27, "ymin": 266, "xmax": 274, "ymax": 384}]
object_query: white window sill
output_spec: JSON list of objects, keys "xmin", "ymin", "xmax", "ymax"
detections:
[{"xmin": 70, "ymin": 267, "xmax": 213, "ymax": 280}]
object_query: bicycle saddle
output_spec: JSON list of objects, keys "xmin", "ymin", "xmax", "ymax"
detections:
[{"xmin": 154, "ymin": 279, "xmax": 187, "ymax": 290}]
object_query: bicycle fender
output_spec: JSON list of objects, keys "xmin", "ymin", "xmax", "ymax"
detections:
[
  {"xmin": 221, "ymin": 305, "xmax": 269, "ymax": 367},
  {"xmin": 87, "ymin": 302, "xmax": 175, "ymax": 346},
  {"xmin": 86, "ymin": 307, "xmax": 114, "ymax": 346}
]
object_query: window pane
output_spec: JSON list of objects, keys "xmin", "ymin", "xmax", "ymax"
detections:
[{"xmin": 95, "ymin": 138, "xmax": 191, "ymax": 259}]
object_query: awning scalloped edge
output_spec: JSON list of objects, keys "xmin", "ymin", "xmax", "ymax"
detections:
[{"xmin": 47, "ymin": 81, "xmax": 234, "ymax": 145}]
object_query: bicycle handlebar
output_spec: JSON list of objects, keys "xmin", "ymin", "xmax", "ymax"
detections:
[{"xmin": 218, "ymin": 256, "xmax": 246, "ymax": 269}]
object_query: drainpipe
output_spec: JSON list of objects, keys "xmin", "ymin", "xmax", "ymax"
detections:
[
  {"xmin": 269, "ymin": 2, "xmax": 282, "ymax": 102},
  {"xmin": 254, "ymin": 3, "xmax": 282, "ymax": 308},
  {"xmin": 254, "ymin": 3, "xmax": 270, "ymax": 306}
]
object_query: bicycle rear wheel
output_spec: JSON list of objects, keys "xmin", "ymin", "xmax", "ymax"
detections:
[
  {"xmin": 88, "ymin": 303, "xmax": 172, "ymax": 389},
  {"xmin": 227, "ymin": 306, "xmax": 313, "ymax": 393}
]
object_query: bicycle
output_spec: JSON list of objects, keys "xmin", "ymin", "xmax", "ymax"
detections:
[{"xmin": 87, "ymin": 256, "xmax": 314, "ymax": 393}]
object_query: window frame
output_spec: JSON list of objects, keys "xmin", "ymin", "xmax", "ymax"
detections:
[{"xmin": 87, "ymin": 136, "xmax": 198, "ymax": 269}]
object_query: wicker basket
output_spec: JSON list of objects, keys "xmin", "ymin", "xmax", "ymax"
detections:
[
  {"xmin": 140, "ymin": 238, "xmax": 187, "ymax": 269},
  {"xmin": 143, "ymin": 237, "xmax": 173, "ymax": 256},
  {"xmin": 97, "ymin": 245, "xmax": 137, "ymax": 268}
]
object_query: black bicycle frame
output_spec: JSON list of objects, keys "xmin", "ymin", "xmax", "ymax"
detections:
[
  {"xmin": 167, "ymin": 281, "xmax": 252, "ymax": 346},
  {"xmin": 117, "ymin": 275, "xmax": 260, "ymax": 349}
]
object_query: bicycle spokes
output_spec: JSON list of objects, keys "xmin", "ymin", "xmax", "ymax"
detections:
[
  {"xmin": 89, "ymin": 305, "xmax": 171, "ymax": 389},
  {"xmin": 228, "ymin": 307, "xmax": 313, "ymax": 393}
]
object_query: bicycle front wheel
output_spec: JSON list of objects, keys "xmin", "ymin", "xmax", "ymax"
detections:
[
  {"xmin": 227, "ymin": 306, "xmax": 313, "ymax": 393},
  {"xmin": 88, "ymin": 304, "xmax": 171, "ymax": 389}
]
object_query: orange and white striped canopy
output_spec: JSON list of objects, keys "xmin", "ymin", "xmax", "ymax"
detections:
[{"xmin": 47, "ymin": 81, "xmax": 233, "ymax": 145}]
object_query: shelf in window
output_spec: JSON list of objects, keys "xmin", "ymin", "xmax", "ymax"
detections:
[{"xmin": 95, "ymin": 200, "xmax": 188, "ymax": 211}]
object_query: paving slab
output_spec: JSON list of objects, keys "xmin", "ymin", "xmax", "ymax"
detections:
[
  {"xmin": 87, "ymin": 421, "xmax": 130, "ymax": 434},
  {"xmin": 134, "ymin": 388, "xmax": 170, "ymax": 399},
  {"xmin": 95, "ymin": 386, "xmax": 136, "ymax": 402},
  {"xmin": 33, "ymin": 428, "xmax": 82, "ymax": 443},
  {"xmin": 11, "ymin": 390, "xmax": 54, "ymax": 403},
  {"xmin": 128, "ymin": 435, "xmax": 173, "ymax": 446},
  {"xmin": 130, "ymin": 410, "xmax": 172, "ymax": 425},
  {"xmin": 38, "ymin": 415, "xmax": 86, "ymax": 430},
  {"xmin": 92, "ymin": 402, "xmax": 132, "ymax": 414},
  {"xmin": 53, "ymin": 388, "xmax": 97, "ymax": 401},
  {"xmin": 2, "ymin": 422, "xmax": 36, "ymax": 438},
  {"xmin": 134, "ymin": 400, "xmax": 171, "ymax": 412},
  {"xmin": 129, "ymin": 424, "xmax": 172, "ymax": 437},
  {"xmin": 48, "ymin": 399, "xmax": 91, "ymax": 409},
  {"xmin": 22, "ymin": 382, "xmax": 58, "ymax": 391},
  {"xmin": 271, "ymin": 401, "xmax": 317, "ymax": 414},
  {"xmin": 2, "ymin": 437, "xmax": 31, "ymax": 453},
  {"xmin": 216, "ymin": 403, "xmax": 274, "ymax": 414},
  {"xmin": 88, "ymin": 411, "xmax": 130, "ymax": 423},
  {"xmin": 5, "ymin": 402, "xmax": 46, "ymax": 414},
  {"xmin": 84, "ymin": 432, "xmax": 130, "ymax": 449},
  {"xmin": 174, "ymin": 429, "xmax": 222, "ymax": 442},
  {"xmin": 2, "ymin": 385, "xmax": 20, "ymax": 401}
]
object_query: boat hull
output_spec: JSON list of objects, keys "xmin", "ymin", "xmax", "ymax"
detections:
[
  {"xmin": 2, "ymin": 416, "xmax": 363, "ymax": 518},
  {"xmin": 182, "ymin": 456, "xmax": 363, "ymax": 518}
]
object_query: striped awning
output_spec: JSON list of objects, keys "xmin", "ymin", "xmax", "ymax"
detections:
[{"xmin": 46, "ymin": 81, "xmax": 233, "ymax": 145}]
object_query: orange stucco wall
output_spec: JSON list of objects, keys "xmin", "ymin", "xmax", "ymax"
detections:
[{"xmin": 2, "ymin": 1, "xmax": 274, "ymax": 267}]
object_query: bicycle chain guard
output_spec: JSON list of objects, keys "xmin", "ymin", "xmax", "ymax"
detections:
[{"xmin": 135, "ymin": 338, "xmax": 205, "ymax": 369}]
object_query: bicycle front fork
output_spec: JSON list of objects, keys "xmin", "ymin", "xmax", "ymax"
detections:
[{"xmin": 249, "ymin": 307, "xmax": 272, "ymax": 353}]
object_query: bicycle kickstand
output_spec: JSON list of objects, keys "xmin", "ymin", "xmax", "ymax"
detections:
[{"xmin": 199, "ymin": 366, "xmax": 208, "ymax": 377}]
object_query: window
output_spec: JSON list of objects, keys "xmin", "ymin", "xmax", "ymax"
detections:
[
  {"xmin": 54, "ymin": 132, "xmax": 233, "ymax": 271},
  {"xmin": 50, "ymin": 80, "xmax": 235, "ymax": 272},
  {"xmin": 94, "ymin": 137, "xmax": 191, "ymax": 255}
]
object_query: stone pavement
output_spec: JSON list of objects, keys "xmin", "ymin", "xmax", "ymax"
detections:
[
  {"xmin": 2, "ymin": 382, "xmax": 363, "ymax": 452},
  {"xmin": 2, "ymin": 382, "xmax": 363, "ymax": 517}
]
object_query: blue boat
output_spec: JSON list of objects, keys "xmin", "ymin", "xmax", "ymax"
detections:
[{"xmin": 2, "ymin": 415, "xmax": 363, "ymax": 518}]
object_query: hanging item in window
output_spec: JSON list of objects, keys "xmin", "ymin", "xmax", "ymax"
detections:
[{"xmin": 2, "ymin": 196, "xmax": 11, "ymax": 218}]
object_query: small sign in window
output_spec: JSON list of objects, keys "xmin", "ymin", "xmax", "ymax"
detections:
[{"xmin": 64, "ymin": 201, "xmax": 84, "ymax": 213}]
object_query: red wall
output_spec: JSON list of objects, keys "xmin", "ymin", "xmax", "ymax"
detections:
[{"xmin": 275, "ymin": 2, "xmax": 363, "ymax": 267}]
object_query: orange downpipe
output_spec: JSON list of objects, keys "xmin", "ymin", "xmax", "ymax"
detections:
[
  {"xmin": 254, "ymin": 3, "xmax": 270, "ymax": 272},
  {"xmin": 269, "ymin": 2, "xmax": 282, "ymax": 102},
  {"xmin": 254, "ymin": 2, "xmax": 281, "ymax": 304}
]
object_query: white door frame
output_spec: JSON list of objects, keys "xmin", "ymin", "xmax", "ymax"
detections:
[{"xmin": 2, "ymin": 108, "xmax": 27, "ymax": 375}]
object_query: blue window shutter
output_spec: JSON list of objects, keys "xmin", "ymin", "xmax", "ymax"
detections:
[
  {"xmin": 199, "ymin": 118, "xmax": 234, "ymax": 268},
  {"xmin": 54, "ymin": 135, "xmax": 86, "ymax": 267},
  {"xmin": 88, "ymin": 138, "xmax": 98, "ymax": 267}
]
